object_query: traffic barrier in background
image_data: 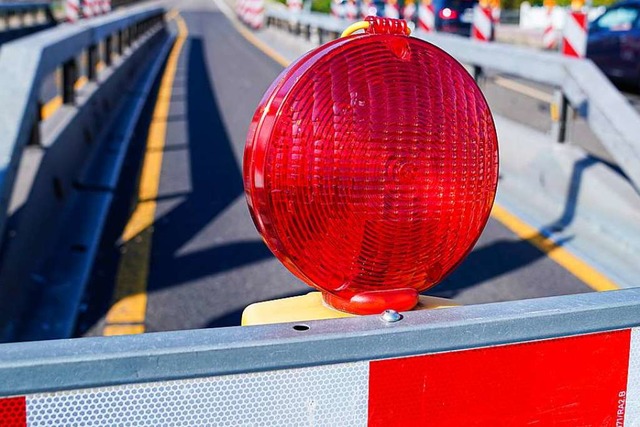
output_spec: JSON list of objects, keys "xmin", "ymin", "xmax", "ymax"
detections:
[
  {"xmin": 1, "ymin": 289, "xmax": 640, "ymax": 424},
  {"xmin": 472, "ymin": 2, "xmax": 493, "ymax": 41},
  {"xmin": 417, "ymin": 0, "xmax": 434, "ymax": 32},
  {"xmin": 65, "ymin": 0, "xmax": 81, "ymax": 22},
  {"xmin": 287, "ymin": 0, "xmax": 303, "ymax": 14},
  {"xmin": 345, "ymin": 0, "xmax": 357, "ymax": 20},
  {"xmin": 542, "ymin": 0, "xmax": 557, "ymax": 49},
  {"xmin": 403, "ymin": 0, "xmax": 416, "ymax": 23},
  {"xmin": 384, "ymin": 0, "xmax": 400, "ymax": 19},
  {"xmin": 562, "ymin": 0, "xmax": 587, "ymax": 58},
  {"xmin": 237, "ymin": 0, "xmax": 265, "ymax": 28},
  {"xmin": 82, "ymin": 0, "xmax": 94, "ymax": 18},
  {"xmin": 101, "ymin": 0, "xmax": 112, "ymax": 14},
  {"xmin": 490, "ymin": 0, "xmax": 500, "ymax": 23},
  {"xmin": 331, "ymin": 0, "xmax": 344, "ymax": 18}
]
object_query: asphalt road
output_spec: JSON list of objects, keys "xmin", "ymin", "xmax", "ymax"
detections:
[{"xmin": 78, "ymin": 0, "xmax": 596, "ymax": 336}]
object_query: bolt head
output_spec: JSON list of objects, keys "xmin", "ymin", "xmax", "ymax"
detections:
[{"xmin": 381, "ymin": 309, "xmax": 403, "ymax": 323}]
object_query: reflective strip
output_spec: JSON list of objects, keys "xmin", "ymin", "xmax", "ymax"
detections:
[
  {"xmin": 472, "ymin": 6, "xmax": 493, "ymax": 41},
  {"xmin": 24, "ymin": 362, "xmax": 369, "ymax": 426},
  {"xmin": 563, "ymin": 11, "xmax": 587, "ymax": 57},
  {"xmin": 625, "ymin": 328, "xmax": 640, "ymax": 426},
  {"xmin": 0, "ymin": 397, "xmax": 26, "ymax": 427},
  {"xmin": 369, "ymin": 330, "xmax": 632, "ymax": 425}
]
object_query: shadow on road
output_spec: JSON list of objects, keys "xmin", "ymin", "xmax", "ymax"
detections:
[{"xmin": 432, "ymin": 156, "xmax": 597, "ymax": 299}]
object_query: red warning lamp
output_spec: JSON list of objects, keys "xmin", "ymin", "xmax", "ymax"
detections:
[{"xmin": 244, "ymin": 17, "xmax": 498, "ymax": 315}]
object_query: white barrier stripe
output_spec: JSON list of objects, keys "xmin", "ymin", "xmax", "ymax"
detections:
[
  {"xmin": 474, "ymin": 7, "xmax": 492, "ymax": 40},
  {"xmin": 25, "ymin": 362, "xmax": 370, "ymax": 426},
  {"xmin": 564, "ymin": 13, "xmax": 586, "ymax": 57},
  {"xmin": 418, "ymin": 5, "xmax": 434, "ymax": 31},
  {"xmin": 625, "ymin": 328, "xmax": 640, "ymax": 426}
]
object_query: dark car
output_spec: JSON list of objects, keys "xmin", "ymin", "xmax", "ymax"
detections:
[
  {"xmin": 587, "ymin": 0, "xmax": 640, "ymax": 85},
  {"xmin": 433, "ymin": 0, "xmax": 478, "ymax": 36}
]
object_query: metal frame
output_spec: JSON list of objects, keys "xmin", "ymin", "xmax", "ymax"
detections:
[
  {"xmin": 0, "ymin": 4, "xmax": 165, "ymax": 249},
  {"xmin": 1, "ymin": 287, "xmax": 639, "ymax": 396},
  {"xmin": 265, "ymin": 8, "xmax": 640, "ymax": 194}
]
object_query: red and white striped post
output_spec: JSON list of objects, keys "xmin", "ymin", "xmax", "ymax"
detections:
[
  {"xmin": 384, "ymin": 0, "xmax": 400, "ymax": 19},
  {"xmin": 562, "ymin": 0, "xmax": 588, "ymax": 58},
  {"xmin": 345, "ymin": 0, "xmax": 358, "ymax": 20},
  {"xmin": 101, "ymin": 0, "xmax": 112, "ymax": 14},
  {"xmin": 490, "ymin": 0, "xmax": 501, "ymax": 24},
  {"xmin": 417, "ymin": 0, "xmax": 435, "ymax": 32},
  {"xmin": 82, "ymin": 0, "xmax": 94, "ymax": 18},
  {"xmin": 403, "ymin": 0, "xmax": 416, "ymax": 23},
  {"xmin": 65, "ymin": 0, "xmax": 81, "ymax": 22},
  {"xmin": 542, "ymin": 0, "xmax": 557, "ymax": 49},
  {"xmin": 472, "ymin": 0, "xmax": 494, "ymax": 42},
  {"xmin": 287, "ymin": 0, "xmax": 302, "ymax": 13},
  {"xmin": 330, "ymin": 0, "xmax": 344, "ymax": 18}
]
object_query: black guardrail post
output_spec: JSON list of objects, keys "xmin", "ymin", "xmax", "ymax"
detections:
[
  {"xmin": 552, "ymin": 90, "xmax": 569, "ymax": 143},
  {"xmin": 62, "ymin": 59, "xmax": 77, "ymax": 104},
  {"xmin": 105, "ymin": 35, "xmax": 113, "ymax": 66},
  {"xmin": 87, "ymin": 44, "xmax": 98, "ymax": 81}
]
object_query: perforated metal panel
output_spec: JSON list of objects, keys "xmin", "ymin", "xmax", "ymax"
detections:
[{"xmin": 26, "ymin": 362, "xmax": 369, "ymax": 426}]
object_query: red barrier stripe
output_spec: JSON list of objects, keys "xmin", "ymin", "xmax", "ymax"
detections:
[
  {"xmin": 369, "ymin": 330, "xmax": 631, "ymax": 426},
  {"xmin": 0, "ymin": 397, "xmax": 26, "ymax": 427}
]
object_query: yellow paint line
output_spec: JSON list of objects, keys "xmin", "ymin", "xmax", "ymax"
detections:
[
  {"xmin": 103, "ymin": 11, "xmax": 187, "ymax": 336},
  {"xmin": 494, "ymin": 76, "xmax": 555, "ymax": 104},
  {"xmin": 212, "ymin": 0, "xmax": 290, "ymax": 67},
  {"xmin": 491, "ymin": 204, "xmax": 619, "ymax": 292}
]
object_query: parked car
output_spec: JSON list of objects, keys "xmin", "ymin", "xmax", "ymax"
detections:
[
  {"xmin": 432, "ymin": 0, "xmax": 478, "ymax": 36},
  {"xmin": 587, "ymin": 0, "xmax": 640, "ymax": 85}
]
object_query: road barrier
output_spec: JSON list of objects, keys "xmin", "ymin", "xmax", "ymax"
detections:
[
  {"xmin": 472, "ymin": 4, "xmax": 494, "ymax": 42},
  {"xmin": 0, "ymin": 4, "xmax": 168, "ymax": 342},
  {"xmin": 0, "ymin": 288, "xmax": 639, "ymax": 424},
  {"xmin": 264, "ymin": 7, "xmax": 640, "ymax": 195},
  {"xmin": 417, "ymin": 0, "xmax": 434, "ymax": 32},
  {"xmin": 562, "ymin": 9, "xmax": 587, "ymax": 58}
]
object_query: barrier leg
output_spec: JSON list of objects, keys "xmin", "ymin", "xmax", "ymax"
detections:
[
  {"xmin": 551, "ymin": 90, "xmax": 568, "ymax": 143},
  {"xmin": 62, "ymin": 59, "xmax": 77, "ymax": 105}
]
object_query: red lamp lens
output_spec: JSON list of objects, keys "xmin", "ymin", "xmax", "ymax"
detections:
[{"xmin": 244, "ymin": 33, "xmax": 498, "ymax": 315}]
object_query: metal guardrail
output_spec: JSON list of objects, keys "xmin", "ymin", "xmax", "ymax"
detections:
[
  {"xmin": 265, "ymin": 8, "xmax": 640, "ymax": 194},
  {"xmin": 1, "ymin": 287, "xmax": 639, "ymax": 395},
  {"xmin": 0, "ymin": 4, "xmax": 164, "ymax": 248}
]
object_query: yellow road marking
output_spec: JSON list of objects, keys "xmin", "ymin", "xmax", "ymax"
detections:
[
  {"xmin": 103, "ymin": 11, "xmax": 188, "ymax": 336},
  {"xmin": 211, "ymin": 0, "xmax": 290, "ymax": 67},
  {"xmin": 491, "ymin": 204, "xmax": 619, "ymax": 292},
  {"xmin": 493, "ymin": 76, "xmax": 555, "ymax": 104},
  {"xmin": 220, "ymin": 9, "xmax": 619, "ymax": 293}
]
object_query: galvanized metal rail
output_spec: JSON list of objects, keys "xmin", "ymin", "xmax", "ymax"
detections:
[{"xmin": 265, "ymin": 8, "xmax": 640, "ymax": 194}]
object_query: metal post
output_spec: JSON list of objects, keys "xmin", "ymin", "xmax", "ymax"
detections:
[
  {"xmin": 304, "ymin": 24, "xmax": 311, "ymax": 40},
  {"xmin": 29, "ymin": 104, "xmax": 41, "ymax": 146},
  {"xmin": 62, "ymin": 59, "xmax": 77, "ymax": 105},
  {"xmin": 318, "ymin": 28, "xmax": 324, "ymax": 45},
  {"xmin": 117, "ymin": 30, "xmax": 124, "ymax": 55},
  {"xmin": 87, "ymin": 44, "xmax": 98, "ymax": 81},
  {"xmin": 551, "ymin": 90, "xmax": 569, "ymax": 143},
  {"xmin": 105, "ymin": 36, "xmax": 113, "ymax": 66},
  {"xmin": 472, "ymin": 65, "xmax": 483, "ymax": 82}
]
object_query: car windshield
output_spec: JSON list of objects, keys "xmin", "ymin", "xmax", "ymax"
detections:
[{"xmin": 593, "ymin": 6, "xmax": 639, "ymax": 31}]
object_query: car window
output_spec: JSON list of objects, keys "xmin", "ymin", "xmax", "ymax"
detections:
[{"xmin": 594, "ymin": 7, "xmax": 639, "ymax": 31}]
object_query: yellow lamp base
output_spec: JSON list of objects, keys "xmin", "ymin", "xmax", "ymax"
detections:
[{"xmin": 241, "ymin": 292, "xmax": 460, "ymax": 326}]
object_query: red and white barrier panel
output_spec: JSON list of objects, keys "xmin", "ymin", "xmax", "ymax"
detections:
[
  {"xmin": 403, "ymin": 0, "xmax": 416, "ymax": 23},
  {"xmin": 542, "ymin": 7, "xmax": 557, "ymax": 49},
  {"xmin": 287, "ymin": 0, "xmax": 303, "ymax": 13},
  {"xmin": 82, "ymin": 0, "xmax": 94, "ymax": 18},
  {"xmin": 65, "ymin": 0, "xmax": 80, "ymax": 22},
  {"xmin": 100, "ymin": 0, "xmax": 111, "ymax": 14},
  {"xmin": 417, "ymin": 0, "xmax": 435, "ymax": 32},
  {"xmin": 345, "ymin": 0, "xmax": 358, "ymax": 20},
  {"xmin": 562, "ymin": 10, "xmax": 588, "ymax": 57},
  {"xmin": 384, "ymin": 0, "xmax": 400, "ymax": 19},
  {"xmin": 236, "ymin": 0, "xmax": 265, "ymax": 29},
  {"xmin": 1, "ymin": 328, "xmax": 639, "ymax": 425},
  {"xmin": 472, "ymin": 4, "xmax": 494, "ymax": 42},
  {"xmin": 331, "ymin": 0, "xmax": 345, "ymax": 18}
]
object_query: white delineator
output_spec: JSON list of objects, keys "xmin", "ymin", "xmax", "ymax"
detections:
[
  {"xmin": 101, "ymin": 0, "xmax": 112, "ymax": 14},
  {"xmin": 236, "ymin": 0, "xmax": 264, "ymax": 28},
  {"xmin": 65, "ymin": 0, "xmax": 81, "ymax": 22},
  {"xmin": 472, "ymin": 5, "xmax": 493, "ymax": 41},
  {"xmin": 417, "ymin": 0, "xmax": 434, "ymax": 32},
  {"xmin": 562, "ymin": 10, "xmax": 588, "ymax": 57},
  {"xmin": 82, "ymin": 0, "xmax": 93, "ymax": 18}
]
